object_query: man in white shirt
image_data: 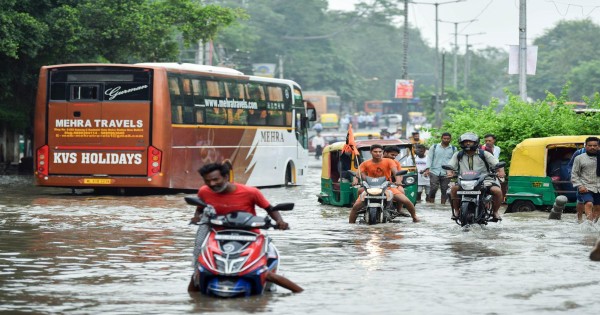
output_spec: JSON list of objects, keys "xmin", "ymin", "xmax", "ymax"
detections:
[
  {"xmin": 484, "ymin": 134, "xmax": 501, "ymax": 159},
  {"xmin": 311, "ymin": 132, "xmax": 326, "ymax": 160},
  {"xmin": 414, "ymin": 144, "xmax": 430, "ymax": 202}
]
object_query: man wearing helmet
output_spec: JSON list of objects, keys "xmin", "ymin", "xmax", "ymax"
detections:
[{"xmin": 446, "ymin": 132, "xmax": 506, "ymax": 221}]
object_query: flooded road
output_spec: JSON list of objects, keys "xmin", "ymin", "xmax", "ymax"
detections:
[{"xmin": 2, "ymin": 163, "xmax": 600, "ymax": 314}]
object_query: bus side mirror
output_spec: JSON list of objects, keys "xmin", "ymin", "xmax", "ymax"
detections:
[{"xmin": 307, "ymin": 108, "xmax": 317, "ymax": 121}]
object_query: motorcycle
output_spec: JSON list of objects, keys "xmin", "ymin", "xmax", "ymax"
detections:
[
  {"xmin": 442, "ymin": 162, "xmax": 506, "ymax": 227},
  {"xmin": 345, "ymin": 170, "xmax": 416, "ymax": 225},
  {"xmin": 185, "ymin": 196, "xmax": 294, "ymax": 297}
]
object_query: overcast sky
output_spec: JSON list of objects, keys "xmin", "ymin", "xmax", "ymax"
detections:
[{"xmin": 328, "ymin": 0, "xmax": 600, "ymax": 52}]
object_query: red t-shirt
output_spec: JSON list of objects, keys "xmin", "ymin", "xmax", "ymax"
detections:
[{"xmin": 197, "ymin": 183, "xmax": 270, "ymax": 216}]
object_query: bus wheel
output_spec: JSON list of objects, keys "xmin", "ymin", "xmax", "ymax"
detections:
[{"xmin": 285, "ymin": 164, "xmax": 293, "ymax": 186}]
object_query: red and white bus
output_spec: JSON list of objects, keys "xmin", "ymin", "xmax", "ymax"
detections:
[{"xmin": 34, "ymin": 63, "xmax": 314, "ymax": 190}]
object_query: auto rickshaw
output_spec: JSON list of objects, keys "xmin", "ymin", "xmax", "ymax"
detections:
[
  {"xmin": 317, "ymin": 139, "xmax": 418, "ymax": 207},
  {"xmin": 506, "ymin": 135, "xmax": 595, "ymax": 212}
]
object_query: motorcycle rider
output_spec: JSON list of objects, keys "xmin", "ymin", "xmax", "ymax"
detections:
[
  {"xmin": 446, "ymin": 132, "xmax": 506, "ymax": 221},
  {"xmin": 349, "ymin": 144, "xmax": 419, "ymax": 223},
  {"xmin": 190, "ymin": 162, "xmax": 302, "ymax": 293}
]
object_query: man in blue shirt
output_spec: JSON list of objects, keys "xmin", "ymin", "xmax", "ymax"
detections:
[{"xmin": 423, "ymin": 132, "xmax": 456, "ymax": 204}]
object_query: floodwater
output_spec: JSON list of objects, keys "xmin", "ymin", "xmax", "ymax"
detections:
[{"xmin": 2, "ymin": 162, "xmax": 600, "ymax": 315}]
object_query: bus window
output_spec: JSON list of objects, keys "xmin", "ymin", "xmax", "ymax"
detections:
[
  {"xmin": 206, "ymin": 80, "xmax": 221, "ymax": 97},
  {"xmin": 267, "ymin": 86, "xmax": 283, "ymax": 101},
  {"xmin": 248, "ymin": 109, "xmax": 267, "ymax": 125},
  {"xmin": 191, "ymin": 78, "xmax": 204, "ymax": 124},
  {"xmin": 71, "ymin": 85, "xmax": 99, "ymax": 101},
  {"xmin": 168, "ymin": 77, "xmax": 183, "ymax": 124},
  {"xmin": 248, "ymin": 83, "xmax": 265, "ymax": 101},
  {"xmin": 206, "ymin": 107, "xmax": 228, "ymax": 125},
  {"xmin": 238, "ymin": 83, "xmax": 248, "ymax": 99},
  {"xmin": 182, "ymin": 78, "xmax": 195, "ymax": 124},
  {"xmin": 50, "ymin": 83, "xmax": 67, "ymax": 100},
  {"xmin": 268, "ymin": 110, "xmax": 285, "ymax": 126}
]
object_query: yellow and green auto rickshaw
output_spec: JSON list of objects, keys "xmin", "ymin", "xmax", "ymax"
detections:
[
  {"xmin": 319, "ymin": 113, "xmax": 339, "ymax": 130},
  {"xmin": 317, "ymin": 139, "xmax": 418, "ymax": 207},
  {"xmin": 506, "ymin": 135, "xmax": 595, "ymax": 212}
]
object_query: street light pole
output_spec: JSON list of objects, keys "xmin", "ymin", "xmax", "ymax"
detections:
[
  {"xmin": 439, "ymin": 18, "xmax": 477, "ymax": 89},
  {"xmin": 411, "ymin": 0, "xmax": 464, "ymax": 127},
  {"xmin": 462, "ymin": 32, "xmax": 485, "ymax": 91},
  {"xmin": 519, "ymin": 0, "xmax": 527, "ymax": 101}
]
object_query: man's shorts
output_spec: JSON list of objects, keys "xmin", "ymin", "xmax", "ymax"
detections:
[{"xmin": 577, "ymin": 191, "xmax": 600, "ymax": 205}]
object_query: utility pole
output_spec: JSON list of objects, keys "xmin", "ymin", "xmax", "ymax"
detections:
[
  {"xmin": 462, "ymin": 32, "xmax": 485, "ymax": 92},
  {"xmin": 411, "ymin": 0, "xmax": 464, "ymax": 127},
  {"xmin": 519, "ymin": 0, "xmax": 527, "ymax": 101},
  {"xmin": 439, "ymin": 19, "xmax": 477, "ymax": 89},
  {"xmin": 401, "ymin": 0, "xmax": 409, "ymax": 137}
]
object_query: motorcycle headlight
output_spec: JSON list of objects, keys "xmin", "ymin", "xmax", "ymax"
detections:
[
  {"xmin": 461, "ymin": 180, "xmax": 477, "ymax": 191},
  {"xmin": 404, "ymin": 176, "xmax": 416, "ymax": 185},
  {"xmin": 367, "ymin": 188, "xmax": 383, "ymax": 195}
]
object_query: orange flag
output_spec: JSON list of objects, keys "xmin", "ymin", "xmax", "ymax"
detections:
[{"xmin": 343, "ymin": 123, "xmax": 359, "ymax": 156}]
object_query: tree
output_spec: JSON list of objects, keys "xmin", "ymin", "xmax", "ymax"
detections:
[
  {"xmin": 528, "ymin": 19, "xmax": 600, "ymax": 101},
  {"xmin": 0, "ymin": 0, "xmax": 242, "ymax": 131}
]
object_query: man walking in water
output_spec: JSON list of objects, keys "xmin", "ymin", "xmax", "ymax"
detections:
[{"xmin": 423, "ymin": 132, "xmax": 456, "ymax": 204}]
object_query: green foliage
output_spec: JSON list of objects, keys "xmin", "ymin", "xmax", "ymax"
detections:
[
  {"xmin": 529, "ymin": 20, "xmax": 600, "ymax": 101},
  {"xmin": 435, "ymin": 85, "xmax": 600, "ymax": 168},
  {"xmin": 0, "ymin": 0, "xmax": 241, "ymax": 132}
]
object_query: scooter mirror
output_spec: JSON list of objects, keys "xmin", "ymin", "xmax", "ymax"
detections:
[
  {"xmin": 185, "ymin": 196, "xmax": 207, "ymax": 207},
  {"xmin": 272, "ymin": 203, "xmax": 295, "ymax": 211}
]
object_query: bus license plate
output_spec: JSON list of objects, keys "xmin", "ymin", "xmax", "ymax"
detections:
[
  {"xmin": 82, "ymin": 178, "xmax": 113, "ymax": 185},
  {"xmin": 457, "ymin": 191, "xmax": 481, "ymax": 195}
]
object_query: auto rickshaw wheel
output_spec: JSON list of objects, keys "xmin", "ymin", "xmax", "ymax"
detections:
[{"xmin": 511, "ymin": 200, "xmax": 535, "ymax": 212}]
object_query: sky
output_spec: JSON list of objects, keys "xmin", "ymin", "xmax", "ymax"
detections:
[{"xmin": 328, "ymin": 0, "xmax": 600, "ymax": 52}]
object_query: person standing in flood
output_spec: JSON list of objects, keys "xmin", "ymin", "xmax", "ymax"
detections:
[
  {"xmin": 423, "ymin": 133, "xmax": 456, "ymax": 204},
  {"xmin": 570, "ymin": 136, "xmax": 600, "ymax": 222}
]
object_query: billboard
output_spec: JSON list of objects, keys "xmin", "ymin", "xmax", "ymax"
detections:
[{"xmin": 394, "ymin": 79, "xmax": 414, "ymax": 99}]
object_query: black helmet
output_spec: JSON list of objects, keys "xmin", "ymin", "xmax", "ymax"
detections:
[{"xmin": 459, "ymin": 132, "xmax": 480, "ymax": 151}]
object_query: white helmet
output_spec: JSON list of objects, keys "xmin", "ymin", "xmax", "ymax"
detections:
[{"xmin": 459, "ymin": 132, "xmax": 480, "ymax": 151}]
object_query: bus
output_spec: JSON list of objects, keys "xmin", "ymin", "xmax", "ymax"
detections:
[{"xmin": 33, "ymin": 63, "xmax": 315, "ymax": 190}]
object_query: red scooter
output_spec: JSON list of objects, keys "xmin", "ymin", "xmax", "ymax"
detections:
[{"xmin": 185, "ymin": 197, "xmax": 295, "ymax": 297}]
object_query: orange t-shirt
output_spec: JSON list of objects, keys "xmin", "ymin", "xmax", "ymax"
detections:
[{"xmin": 359, "ymin": 159, "xmax": 398, "ymax": 181}]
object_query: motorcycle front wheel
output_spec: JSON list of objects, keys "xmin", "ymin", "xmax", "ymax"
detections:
[
  {"xmin": 460, "ymin": 202, "xmax": 475, "ymax": 227},
  {"xmin": 367, "ymin": 207, "xmax": 380, "ymax": 225}
]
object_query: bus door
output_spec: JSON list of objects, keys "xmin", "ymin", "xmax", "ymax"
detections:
[{"xmin": 45, "ymin": 68, "xmax": 152, "ymax": 177}]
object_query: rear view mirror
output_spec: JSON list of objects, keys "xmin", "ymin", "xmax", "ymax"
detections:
[
  {"xmin": 272, "ymin": 203, "xmax": 295, "ymax": 211},
  {"xmin": 395, "ymin": 170, "xmax": 408, "ymax": 176},
  {"xmin": 185, "ymin": 196, "xmax": 207, "ymax": 207}
]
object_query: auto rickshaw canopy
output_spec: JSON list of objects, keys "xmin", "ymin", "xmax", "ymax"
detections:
[{"xmin": 510, "ymin": 135, "xmax": 592, "ymax": 177}]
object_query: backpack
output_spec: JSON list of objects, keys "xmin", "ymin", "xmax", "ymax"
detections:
[{"xmin": 457, "ymin": 149, "xmax": 490, "ymax": 173}]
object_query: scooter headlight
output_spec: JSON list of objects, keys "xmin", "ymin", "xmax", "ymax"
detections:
[
  {"xmin": 461, "ymin": 180, "xmax": 477, "ymax": 191},
  {"xmin": 367, "ymin": 188, "xmax": 383, "ymax": 195},
  {"xmin": 404, "ymin": 176, "xmax": 416, "ymax": 185}
]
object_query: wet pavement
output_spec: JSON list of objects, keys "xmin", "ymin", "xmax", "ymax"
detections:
[{"xmin": 1, "ymin": 163, "xmax": 600, "ymax": 314}]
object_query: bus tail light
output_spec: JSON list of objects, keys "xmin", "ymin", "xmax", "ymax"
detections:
[
  {"xmin": 147, "ymin": 146, "xmax": 162, "ymax": 176},
  {"xmin": 37, "ymin": 145, "xmax": 49, "ymax": 177}
]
